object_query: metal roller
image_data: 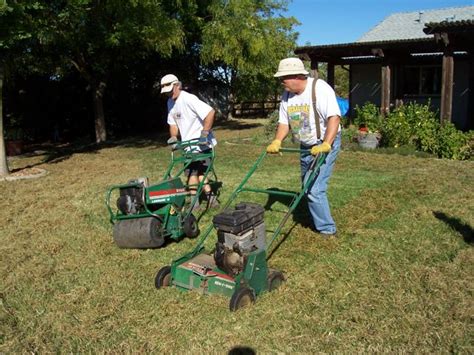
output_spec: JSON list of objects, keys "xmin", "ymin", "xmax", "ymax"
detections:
[{"xmin": 113, "ymin": 217, "xmax": 164, "ymax": 249}]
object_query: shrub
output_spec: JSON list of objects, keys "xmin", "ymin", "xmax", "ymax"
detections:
[
  {"xmin": 437, "ymin": 122, "xmax": 473, "ymax": 160},
  {"xmin": 405, "ymin": 101, "xmax": 440, "ymax": 151},
  {"xmin": 381, "ymin": 109, "xmax": 413, "ymax": 147},
  {"xmin": 413, "ymin": 113, "xmax": 440, "ymax": 154},
  {"xmin": 354, "ymin": 102, "xmax": 383, "ymax": 133},
  {"xmin": 380, "ymin": 101, "xmax": 472, "ymax": 160}
]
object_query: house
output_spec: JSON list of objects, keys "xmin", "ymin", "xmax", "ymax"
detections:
[{"xmin": 294, "ymin": 6, "xmax": 474, "ymax": 131}]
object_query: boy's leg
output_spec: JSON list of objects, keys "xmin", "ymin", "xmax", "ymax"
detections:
[
  {"xmin": 187, "ymin": 174, "xmax": 201, "ymax": 211},
  {"xmin": 197, "ymin": 154, "xmax": 219, "ymax": 208}
]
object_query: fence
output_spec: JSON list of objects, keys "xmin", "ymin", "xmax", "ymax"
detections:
[{"xmin": 232, "ymin": 100, "xmax": 280, "ymax": 118}]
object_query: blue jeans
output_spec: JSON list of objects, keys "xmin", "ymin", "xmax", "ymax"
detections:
[{"xmin": 300, "ymin": 132, "xmax": 341, "ymax": 235}]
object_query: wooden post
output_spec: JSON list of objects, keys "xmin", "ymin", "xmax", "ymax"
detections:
[
  {"xmin": 327, "ymin": 62, "xmax": 335, "ymax": 88},
  {"xmin": 381, "ymin": 64, "xmax": 391, "ymax": 116},
  {"xmin": 440, "ymin": 47, "xmax": 454, "ymax": 123},
  {"xmin": 310, "ymin": 60, "xmax": 319, "ymax": 79},
  {"xmin": 348, "ymin": 65, "xmax": 353, "ymax": 124}
]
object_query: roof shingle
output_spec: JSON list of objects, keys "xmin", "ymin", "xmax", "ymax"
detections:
[{"xmin": 357, "ymin": 6, "xmax": 474, "ymax": 42}]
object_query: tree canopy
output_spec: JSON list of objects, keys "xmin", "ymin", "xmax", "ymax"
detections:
[
  {"xmin": 1, "ymin": 0, "xmax": 300, "ymax": 166},
  {"xmin": 32, "ymin": 0, "xmax": 189, "ymax": 142},
  {"xmin": 201, "ymin": 0, "xmax": 298, "ymax": 101},
  {"xmin": 1, "ymin": 0, "xmax": 46, "ymax": 175}
]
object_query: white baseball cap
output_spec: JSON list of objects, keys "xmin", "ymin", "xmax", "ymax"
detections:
[
  {"xmin": 160, "ymin": 74, "xmax": 179, "ymax": 93},
  {"xmin": 274, "ymin": 57, "xmax": 309, "ymax": 77}
]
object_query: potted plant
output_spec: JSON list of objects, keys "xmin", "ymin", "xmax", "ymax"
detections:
[{"xmin": 354, "ymin": 102, "xmax": 382, "ymax": 149}]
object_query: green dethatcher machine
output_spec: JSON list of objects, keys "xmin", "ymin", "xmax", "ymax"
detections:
[
  {"xmin": 106, "ymin": 138, "xmax": 220, "ymax": 248},
  {"xmin": 154, "ymin": 148, "xmax": 327, "ymax": 311}
]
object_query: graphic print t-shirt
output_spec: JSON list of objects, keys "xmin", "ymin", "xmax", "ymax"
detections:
[{"xmin": 278, "ymin": 78, "xmax": 341, "ymax": 146}]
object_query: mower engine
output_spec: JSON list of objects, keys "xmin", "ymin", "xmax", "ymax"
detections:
[
  {"xmin": 213, "ymin": 203, "xmax": 266, "ymax": 276},
  {"xmin": 111, "ymin": 176, "xmax": 190, "ymax": 249},
  {"xmin": 116, "ymin": 177, "xmax": 148, "ymax": 215}
]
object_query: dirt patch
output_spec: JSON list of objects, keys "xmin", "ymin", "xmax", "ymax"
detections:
[{"xmin": 0, "ymin": 167, "xmax": 48, "ymax": 181}]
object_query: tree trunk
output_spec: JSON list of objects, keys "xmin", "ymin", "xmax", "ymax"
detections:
[
  {"xmin": 225, "ymin": 67, "xmax": 234, "ymax": 120},
  {"xmin": 93, "ymin": 81, "xmax": 107, "ymax": 143},
  {"xmin": 0, "ymin": 66, "xmax": 10, "ymax": 177},
  {"xmin": 226, "ymin": 90, "xmax": 234, "ymax": 120}
]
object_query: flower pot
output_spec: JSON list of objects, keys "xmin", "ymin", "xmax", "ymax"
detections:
[{"xmin": 358, "ymin": 132, "xmax": 380, "ymax": 149}]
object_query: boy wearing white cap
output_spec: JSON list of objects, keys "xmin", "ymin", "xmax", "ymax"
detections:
[
  {"xmin": 267, "ymin": 58, "xmax": 341, "ymax": 238},
  {"xmin": 160, "ymin": 74, "xmax": 218, "ymax": 210}
]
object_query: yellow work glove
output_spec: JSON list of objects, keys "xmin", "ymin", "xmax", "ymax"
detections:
[
  {"xmin": 266, "ymin": 139, "xmax": 282, "ymax": 154},
  {"xmin": 311, "ymin": 141, "xmax": 331, "ymax": 155}
]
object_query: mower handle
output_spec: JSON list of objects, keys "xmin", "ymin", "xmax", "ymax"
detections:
[
  {"xmin": 171, "ymin": 138, "xmax": 210, "ymax": 153},
  {"xmin": 268, "ymin": 147, "xmax": 311, "ymax": 154},
  {"xmin": 179, "ymin": 148, "xmax": 326, "ymax": 259}
]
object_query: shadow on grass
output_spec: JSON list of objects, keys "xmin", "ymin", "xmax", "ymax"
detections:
[
  {"xmin": 263, "ymin": 187, "xmax": 311, "ymax": 227},
  {"xmin": 228, "ymin": 346, "xmax": 256, "ymax": 355},
  {"xmin": 18, "ymin": 133, "xmax": 171, "ymax": 170},
  {"xmin": 433, "ymin": 211, "xmax": 473, "ymax": 245},
  {"xmin": 19, "ymin": 118, "xmax": 262, "ymax": 170},
  {"xmin": 263, "ymin": 187, "xmax": 313, "ymax": 259},
  {"xmin": 267, "ymin": 222, "xmax": 298, "ymax": 260}
]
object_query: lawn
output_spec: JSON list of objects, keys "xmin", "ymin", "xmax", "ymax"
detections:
[{"xmin": 1, "ymin": 119, "xmax": 473, "ymax": 353}]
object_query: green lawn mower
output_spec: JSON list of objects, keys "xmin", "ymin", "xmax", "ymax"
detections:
[
  {"xmin": 154, "ymin": 148, "xmax": 327, "ymax": 311},
  {"xmin": 106, "ymin": 138, "xmax": 221, "ymax": 248}
]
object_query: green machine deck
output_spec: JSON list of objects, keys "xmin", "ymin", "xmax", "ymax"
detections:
[
  {"xmin": 105, "ymin": 138, "xmax": 221, "ymax": 248},
  {"xmin": 155, "ymin": 148, "xmax": 327, "ymax": 311}
]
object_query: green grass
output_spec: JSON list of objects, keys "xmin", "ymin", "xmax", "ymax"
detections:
[{"xmin": 1, "ymin": 119, "xmax": 473, "ymax": 353}]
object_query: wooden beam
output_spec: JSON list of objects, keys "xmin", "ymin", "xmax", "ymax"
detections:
[
  {"xmin": 381, "ymin": 64, "xmax": 391, "ymax": 116},
  {"xmin": 371, "ymin": 48, "xmax": 384, "ymax": 57},
  {"xmin": 440, "ymin": 48, "xmax": 454, "ymax": 123},
  {"xmin": 327, "ymin": 62, "xmax": 335, "ymax": 88},
  {"xmin": 434, "ymin": 32, "xmax": 450, "ymax": 46}
]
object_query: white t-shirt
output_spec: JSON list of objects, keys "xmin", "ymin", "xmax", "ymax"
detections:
[
  {"xmin": 167, "ymin": 90, "xmax": 217, "ymax": 147},
  {"xmin": 278, "ymin": 78, "xmax": 341, "ymax": 146}
]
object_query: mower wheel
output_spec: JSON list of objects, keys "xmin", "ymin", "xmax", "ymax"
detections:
[
  {"xmin": 229, "ymin": 287, "xmax": 255, "ymax": 312},
  {"xmin": 267, "ymin": 270, "xmax": 285, "ymax": 291},
  {"xmin": 113, "ymin": 217, "xmax": 164, "ymax": 249},
  {"xmin": 155, "ymin": 265, "xmax": 172, "ymax": 289},
  {"xmin": 183, "ymin": 213, "xmax": 199, "ymax": 238}
]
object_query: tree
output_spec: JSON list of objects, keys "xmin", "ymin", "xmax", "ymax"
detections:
[
  {"xmin": 200, "ymin": 0, "xmax": 298, "ymax": 117},
  {"xmin": 0, "ymin": 64, "xmax": 6, "ymax": 176},
  {"xmin": 33, "ymin": 0, "xmax": 186, "ymax": 143},
  {"xmin": 0, "ymin": 1, "xmax": 40, "ymax": 176}
]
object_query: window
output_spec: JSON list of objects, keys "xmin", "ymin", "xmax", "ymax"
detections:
[{"xmin": 403, "ymin": 65, "xmax": 441, "ymax": 96}]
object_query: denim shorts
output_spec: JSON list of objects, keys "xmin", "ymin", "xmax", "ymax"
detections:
[{"xmin": 184, "ymin": 149, "xmax": 212, "ymax": 177}]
